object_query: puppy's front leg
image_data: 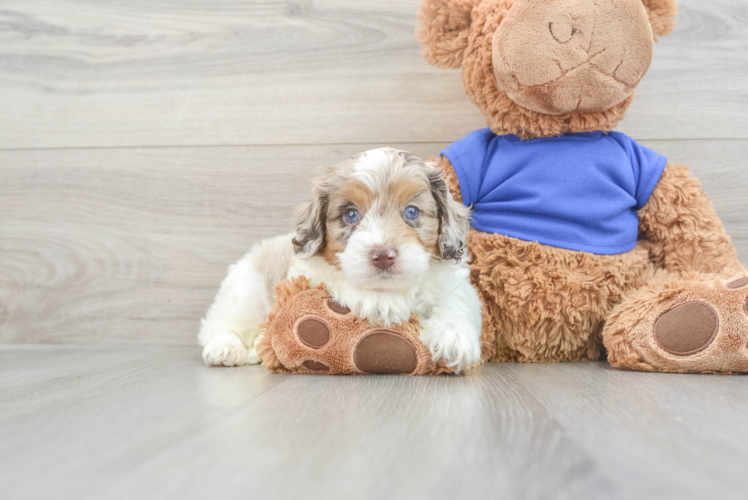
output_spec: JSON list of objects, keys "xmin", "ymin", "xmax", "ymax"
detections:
[
  {"xmin": 199, "ymin": 234, "xmax": 294, "ymax": 367},
  {"xmin": 199, "ymin": 254, "xmax": 266, "ymax": 367},
  {"xmin": 420, "ymin": 277, "xmax": 482, "ymax": 373}
]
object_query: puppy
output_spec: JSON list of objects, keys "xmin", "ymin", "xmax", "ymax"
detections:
[{"xmin": 198, "ymin": 148, "xmax": 482, "ymax": 372}]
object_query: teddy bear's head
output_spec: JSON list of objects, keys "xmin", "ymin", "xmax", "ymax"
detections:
[{"xmin": 417, "ymin": 0, "xmax": 678, "ymax": 138}]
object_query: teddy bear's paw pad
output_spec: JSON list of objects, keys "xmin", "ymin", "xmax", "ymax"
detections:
[
  {"xmin": 326, "ymin": 300, "xmax": 351, "ymax": 315},
  {"xmin": 354, "ymin": 331, "xmax": 418, "ymax": 374},
  {"xmin": 303, "ymin": 360, "xmax": 330, "ymax": 372},
  {"xmin": 727, "ymin": 276, "xmax": 748, "ymax": 290},
  {"xmin": 654, "ymin": 301, "xmax": 719, "ymax": 356},
  {"xmin": 296, "ymin": 318, "xmax": 331, "ymax": 349}
]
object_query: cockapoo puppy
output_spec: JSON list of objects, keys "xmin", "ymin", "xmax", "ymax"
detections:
[{"xmin": 199, "ymin": 148, "xmax": 482, "ymax": 372}]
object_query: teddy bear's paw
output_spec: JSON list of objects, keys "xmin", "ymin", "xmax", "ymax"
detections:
[
  {"xmin": 292, "ymin": 300, "xmax": 419, "ymax": 374},
  {"xmin": 654, "ymin": 301, "xmax": 720, "ymax": 356},
  {"xmin": 353, "ymin": 331, "xmax": 419, "ymax": 374},
  {"xmin": 265, "ymin": 287, "xmax": 438, "ymax": 375},
  {"xmin": 294, "ymin": 316, "xmax": 419, "ymax": 374},
  {"xmin": 293, "ymin": 313, "xmax": 336, "ymax": 373},
  {"xmin": 202, "ymin": 334, "xmax": 249, "ymax": 367},
  {"xmin": 607, "ymin": 274, "xmax": 748, "ymax": 373}
]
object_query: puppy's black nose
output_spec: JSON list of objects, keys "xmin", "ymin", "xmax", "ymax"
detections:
[{"xmin": 370, "ymin": 245, "xmax": 397, "ymax": 271}]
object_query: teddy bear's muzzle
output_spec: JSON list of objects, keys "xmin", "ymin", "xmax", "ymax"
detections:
[{"xmin": 491, "ymin": 0, "xmax": 655, "ymax": 115}]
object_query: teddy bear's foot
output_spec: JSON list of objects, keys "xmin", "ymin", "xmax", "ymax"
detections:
[
  {"xmin": 256, "ymin": 282, "xmax": 450, "ymax": 375},
  {"xmin": 294, "ymin": 315, "xmax": 420, "ymax": 374},
  {"xmin": 604, "ymin": 274, "xmax": 748, "ymax": 373}
]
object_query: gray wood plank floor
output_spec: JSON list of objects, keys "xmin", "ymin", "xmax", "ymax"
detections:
[{"xmin": 1, "ymin": 345, "xmax": 747, "ymax": 500}]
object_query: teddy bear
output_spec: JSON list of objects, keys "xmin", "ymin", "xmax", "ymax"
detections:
[
  {"xmin": 415, "ymin": 0, "xmax": 748, "ymax": 373},
  {"xmin": 256, "ymin": 276, "xmax": 453, "ymax": 375}
]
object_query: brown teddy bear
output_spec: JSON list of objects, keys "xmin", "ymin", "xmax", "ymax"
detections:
[
  {"xmin": 417, "ymin": 0, "xmax": 748, "ymax": 373},
  {"xmin": 256, "ymin": 276, "xmax": 453, "ymax": 375}
]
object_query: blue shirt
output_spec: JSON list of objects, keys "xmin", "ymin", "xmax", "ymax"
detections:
[{"xmin": 442, "ymin": 129, "xmax": 668, "ymax": 255}]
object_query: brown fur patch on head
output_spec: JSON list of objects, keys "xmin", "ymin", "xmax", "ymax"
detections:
[
  {"xmin": 350, "ymin": 150, "xmax": 444, "ymax": 259},
  {"xmin": 299, "ymin": 149, "xmax": 470, "ymax": 267},
  {"xmin": 293, "ymin": 157, "xmax": 359, "ymax": 260},
  {"xmin": 381, "ymin": 186, "xmax": 442, "ymax": 257},
  {"xmin": 322, "ymin": 180, "xmax": 374, "ymax": 267}
]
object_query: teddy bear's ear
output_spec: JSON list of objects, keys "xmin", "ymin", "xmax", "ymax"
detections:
[
  {"xmin": 641, "ymin": 0, "xmax": 678, "ymax": 39},
  {"xmin": 416, "ymin": 0, "xmax": 481, "ymax": 69}
]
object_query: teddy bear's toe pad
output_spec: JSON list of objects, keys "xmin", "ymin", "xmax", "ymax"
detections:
[
  {"xmin": 654, "ymin": 301, "xmax": 719, "ymax": 356},
  {"xmin": 327, "ymin": 300, "xmax": 351, "ymax": 315},
  {"xmin": 303, "ymin": 360, "xmax": 330, "ymax": 372},
  {"xmin": 354, "ymin": 331, "xmax": 418, "ymax": 374},
  {"xmin": 296, "ymin": 318, "xmax": 331, "ymax": 348},
  {"xmin": 727, "ymin": 277, "xmax": 748, "ymax": 290}
]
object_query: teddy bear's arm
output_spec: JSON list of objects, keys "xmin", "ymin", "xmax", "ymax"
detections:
[{"xmin": 638, "ymin": 163, "xmax": 743, "ymax": 276}]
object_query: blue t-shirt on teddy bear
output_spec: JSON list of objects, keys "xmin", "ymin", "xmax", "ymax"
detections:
[{"xmin": 441, "ymin": 129, "xmax": 668, "ymax": 255}]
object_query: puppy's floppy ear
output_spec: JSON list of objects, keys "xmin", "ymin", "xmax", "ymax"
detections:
[
  {"xmin": 428, "ymin": 168, "xmax": 471, "ymax": 261},
  {"xmin": 641, "ymin": 0, "xmax": 678, "ymax": 39},
  {"xmin": 292, "ymin": 180, "xmax": 328, "ymax": 259},
  {"xmin": 416, "ymin": 0, "xmax": 481, "ymax": 69}
]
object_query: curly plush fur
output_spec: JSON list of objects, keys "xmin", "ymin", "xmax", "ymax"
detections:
[{"xmin": 421, "ymin": 0, "xmax": 748, "ymax": 373}]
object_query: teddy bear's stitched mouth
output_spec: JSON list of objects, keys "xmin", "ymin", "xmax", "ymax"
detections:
[
  {"xmin": 508, "ymin": 48, "xmax": 618, "ymax": 91},
  {"xmin": 502, "ymin": 47, "xmax": 634, "ymax": 114}
]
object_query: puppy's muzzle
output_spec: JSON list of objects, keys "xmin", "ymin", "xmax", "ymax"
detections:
[{"xmin": 370, "ymin": 245, "xmax": 398, "ymax": 271}]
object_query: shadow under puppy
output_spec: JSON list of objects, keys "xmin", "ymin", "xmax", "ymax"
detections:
[{"xmin": 199, "ymin": 148, "xmax": 483, "ymax": 372}]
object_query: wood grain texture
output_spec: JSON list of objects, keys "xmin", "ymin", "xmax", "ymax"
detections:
[
  {"xmin": 0, "ymin": 143, "xmax": 441, "ymax": 345},
  {"xmin": 1, "ymin": 140, "xmax": 746, "ymax": 345},
  {"xmin": 1, "ymin": 346, "xmax": 747, "ymax": 500},
  {"xmin": 0, "ymin": 0, "xmax": 746, "ymax": 149}
]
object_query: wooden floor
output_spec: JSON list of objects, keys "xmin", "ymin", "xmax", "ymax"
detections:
[
  {"xmin": 1, "ymin": 345, "xmax": 747, "ymax": 500},
  {"xmin": 1, "ymin": 1, "xmax": 747, "ymax": 499}
]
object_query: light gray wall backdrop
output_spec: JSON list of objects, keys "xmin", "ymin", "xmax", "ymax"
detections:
[{"xmin": 0, "ymin": 0, "xmax": 746, "ymax": 345}]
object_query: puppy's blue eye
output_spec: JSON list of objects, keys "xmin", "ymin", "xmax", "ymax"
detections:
[
  {"xmin": 405, "ymin": 206, "xmax": 420, "ymax": 220},
  {"xmin": 345, "ymin": 209, "xmax": 360, "ymax": 224}
]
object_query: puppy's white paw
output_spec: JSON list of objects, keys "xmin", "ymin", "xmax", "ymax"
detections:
[
  {"xmin": 246, "ymin": 347, "xmax": 261, "ymax": 365},
  {"xmin": 351, "ymin": 295, "xmax": 412, "ymax": 327},
  {"xmin": 202, "ymin": 334, "xmax": 249, "ymax": 367},
  {"xmin": 421, "ymin": 319, "xmax": 481, "ymax": 373}
]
